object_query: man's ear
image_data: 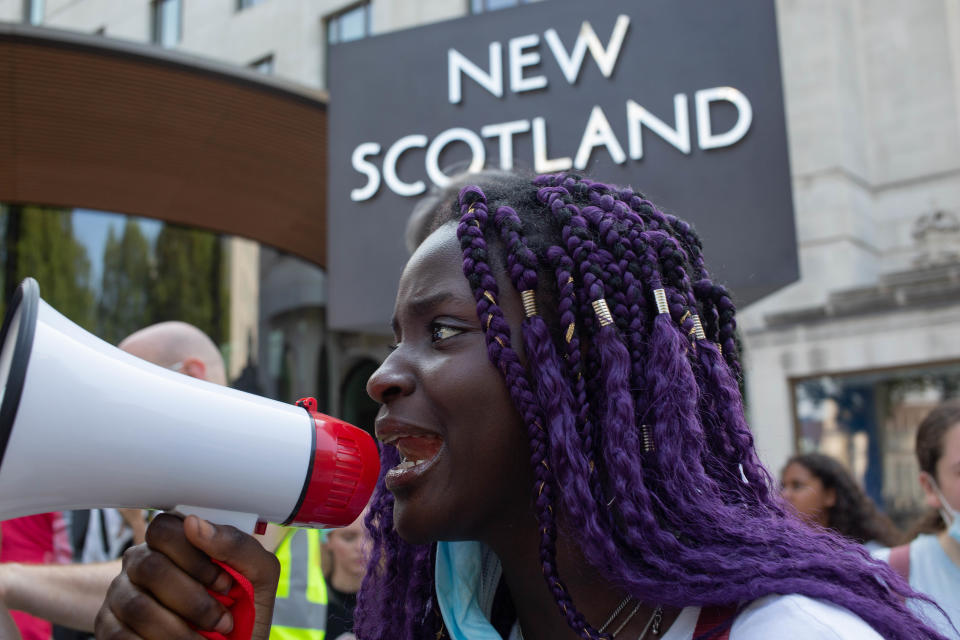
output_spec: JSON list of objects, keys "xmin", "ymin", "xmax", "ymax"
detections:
[
  {"xmin": 180, "ymin": 357, "xmax": 207, "ymax": 382},
  {"xmin": 919, "ymin": 472, "xmax": 943, "ymax": 510}
]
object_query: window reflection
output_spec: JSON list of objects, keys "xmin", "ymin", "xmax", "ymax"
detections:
[{"xmin": 793, "ymin": 364, "xmax": 960, "ymax": 526}]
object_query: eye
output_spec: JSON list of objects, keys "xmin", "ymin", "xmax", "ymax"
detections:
[{"xmin": 430, "ymin": 323, "xmax": 464, "ymax": 342}]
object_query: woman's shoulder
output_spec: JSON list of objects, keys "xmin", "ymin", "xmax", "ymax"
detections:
[{"xmin": 729, "ymin": 594, "xmax": 883, "ymax": 639}]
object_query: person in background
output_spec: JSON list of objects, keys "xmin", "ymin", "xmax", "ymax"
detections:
[
  {"xmin": 781, "ymin": 452, "xmax": 902, "ymax": 551},
  {"xmin": 322, "ymin": 510, "xmax": 370, "ymax": 640},
  {"xmin": 0, "ymin": 529, "xmax": 21, "ymax": 640},
  {"xmin": 0, "ymin": 512, "xmax": 71, "ymax": 640},
  {"xmin": 0, "ymin": 322, "xmax": 283, "ymax": 637},
  {"xmin": 875, "ymin": 401, "xmax": 960, "ymax": 639}
]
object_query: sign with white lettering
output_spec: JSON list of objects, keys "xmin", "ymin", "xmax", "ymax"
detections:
[{"xmin": 328, "ymin": 0, "xmax": 796, "ymax": 331}]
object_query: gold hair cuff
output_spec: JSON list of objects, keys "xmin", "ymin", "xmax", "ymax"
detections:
[
  {"xmin": 565, "ymin": 322, "xmax": 576, "ymax": 343},
  {"xmin": 716, "ymin": 342, "xmax": 723, "ymax": 355},
  {"xmin": 692, "ymin": 314, "xmax": 706, "ymax": 341},
  {"xmin": 521, "ymin": 290, "xmax": 538, "ymax": 317},
  {"xmin": 653, "ymin": 288, "xmax": 669, "ymax": 315},
  {"xmin": 641, "ymin": 424, "xmax": 655, "ymax": 453},
  {"xmin": 592, "ymin": 299, "xmax": 614, "ymax": 327}
]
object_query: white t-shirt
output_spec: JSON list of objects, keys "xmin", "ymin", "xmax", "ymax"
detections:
[
  {"xmin": 658, "ymin": 594, "xmax": 881, "ymax": 640},
  {"xmin": 439, "ymin": 541, "xmax": 884, "ymax": 640},
  {"xmin": 874, "ymin": 534, "xmax": 960, "ymax": 639}
]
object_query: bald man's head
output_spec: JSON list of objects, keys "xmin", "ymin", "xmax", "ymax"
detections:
[{"xmin": 119, "ymin": 321, "xmax": 227, "ymax": 386}]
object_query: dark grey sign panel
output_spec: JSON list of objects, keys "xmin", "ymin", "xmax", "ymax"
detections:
[{"xmin": 328, "ymin": 0, "xmax": 796, "ymax": 332}]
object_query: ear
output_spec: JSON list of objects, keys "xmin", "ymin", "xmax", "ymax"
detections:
[
  {"xmin": 823, "ymin": 487, "xmax": 837, "ymax": 509},
  {"xmin": 180, "ymin": 357, "xmax": 207, "ymax": 382},
  {"xmin": 919, "ymin": 472, "xmax": 943, "ymax": 510}
]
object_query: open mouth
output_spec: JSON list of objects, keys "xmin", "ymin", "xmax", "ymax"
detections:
[
  {"xmin": 393, "ymin": 435, "xmax": 443, "ymax": 470},
  {"xmin": 379, "ymin": 432, "xmax": 445, "ymax": 489}
]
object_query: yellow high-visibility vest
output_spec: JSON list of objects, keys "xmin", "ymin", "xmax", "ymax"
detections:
[{"xmin": 269, "ymin": 528, "xmax": 327, "ymax": 640}]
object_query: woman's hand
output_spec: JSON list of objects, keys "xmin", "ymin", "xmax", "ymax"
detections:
[{"xmin": 95, "ymin": 513, "xmax": 280, "ymax": 639}]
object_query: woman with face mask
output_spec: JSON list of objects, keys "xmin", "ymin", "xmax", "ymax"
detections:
[
  {"xmin": 93, "ymin": 173, "xmax": 949, "ymax": 640},
  {"xmin": 875, "ymin": 401, "xmax": 960, "ymax": 639}
]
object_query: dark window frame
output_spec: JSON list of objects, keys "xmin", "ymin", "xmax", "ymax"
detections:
[
  {"xmin": 324, "ymin": 1, "xmax": 372, "ymax": 46},
  {"xmin": 236, "ymin": 0, "xmax": 265, "ymax": 12},
  {"xmin": 23, "ymin": 0, "xmax": 44, "ymax": 25},
  {"xmin": 249, "ymin": 53, "xmax": 275, "ymax": 75},
  {"xmin": 470, "ymin": 0, "xmax": 542, "ymax": 14},
  {"xmin": 151, "ymin": 0, "xmax": 183, "ymax": 47}
]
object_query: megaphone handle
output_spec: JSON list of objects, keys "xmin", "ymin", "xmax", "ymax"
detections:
[
  {"xmin": 171, "ymin": 508, "xmax": 258, "ymax": 640},
  {"xmin": 196, "ymin": 560, "xmax": 256, "ymax": 640}
]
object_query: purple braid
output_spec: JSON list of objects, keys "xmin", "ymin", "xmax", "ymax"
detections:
[
  {"xmin": 359, "ymin": 172, "xmax": 948, "ymax": 640},
  {"xmin": 457, "ymin": 187, "xmax": 597, "ymax": 638}
]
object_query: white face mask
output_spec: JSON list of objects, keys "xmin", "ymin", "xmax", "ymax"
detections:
[{"xmin": 925, "ymin": 472, "xmax": 960, "ymax": 545}]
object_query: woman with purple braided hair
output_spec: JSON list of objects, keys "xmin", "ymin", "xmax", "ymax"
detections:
[
  {"xmin": 95, "ymin": 172, "xmax": 950, "ymax": 640},
  {"xmin": 357, "ymin": 171, "xmax": 948, "ymax": 640}
]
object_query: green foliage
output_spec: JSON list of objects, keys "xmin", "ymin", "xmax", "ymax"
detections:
[
  {"xmin": 0, "ymin": 205, "xmax": 230, "ymax": 349},
  {"xmin": 98, "ymin": 220, "xmax": 152, "ymax": 344},
  {"xmin": 7, "ymin": 206, "xmax": 96, "ymax": 331},
  {"xmin": 149, "ymin": 224, "xmax": 229, "ymax": 344}
]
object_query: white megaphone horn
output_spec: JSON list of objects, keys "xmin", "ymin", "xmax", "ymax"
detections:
[{"xmin": 0, "ymin": 278, "xmax": 380, "ymax": 533}]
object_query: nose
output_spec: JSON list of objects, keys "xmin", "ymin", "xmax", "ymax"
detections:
[{"xmin": 366, "ymin": 349, "xmax": 415, "ymax": 404}]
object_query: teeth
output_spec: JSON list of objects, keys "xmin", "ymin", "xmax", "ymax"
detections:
[{"xmin": 396, "ymin": 459, "xmax": 427, "ymax": 470}]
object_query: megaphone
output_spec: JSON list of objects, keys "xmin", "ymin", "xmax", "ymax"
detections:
[{"xmin": 0, "ymin": 278, "xmax": 380, "ymax": 533}]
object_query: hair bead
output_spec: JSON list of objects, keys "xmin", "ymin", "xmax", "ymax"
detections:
[
  {"xmin": 692, "ymin": 314, "xmax": 707, "ymax": 340},
  {"xmin": 641, "ymin": 424, "xmax": 655, "ymax": 453},
  {"xmin": 521, "ymin": 289, "xmax": 538, "ymax": 317},
  {"xmin": 653, "ymin": 288, "xmax": 669, "ymax": 315},
  {"xmin": 592, "ymin": 299, "xmax": 614, "ymax": 327}
]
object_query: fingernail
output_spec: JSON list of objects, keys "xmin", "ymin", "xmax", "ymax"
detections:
[
  {"xmin": 195, "ymin": 517, "xmax": 215, "ymax": 541},
  {"xmin": 211, "ymin": 570, "xmax": 233, "ymax": 594},
  {"xmin": 214, "ymin": 610, "xmax": 234, "ymax": 635}
]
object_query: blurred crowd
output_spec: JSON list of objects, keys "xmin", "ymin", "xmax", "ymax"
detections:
[{"xmin": 779, "ymin": 400, "xmax": 960, "ymax": 639}]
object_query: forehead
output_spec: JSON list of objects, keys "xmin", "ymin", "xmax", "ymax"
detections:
[
  {"xmin": 396, "ymin": 223, "xmax": 467, "ymax": 305},
  {"xmin": 942, "ymin": 423, "xmax": 960, "ymax": 462}
]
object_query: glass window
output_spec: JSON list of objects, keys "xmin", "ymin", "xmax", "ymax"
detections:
[
  {"xmin": 326, "ymin": 2, "xmax": 371, "ymax": 45},
  {"xmin": 23, "ymin": 0, "xmax": 44, "ymax": 25},
  {"xmin": 237, "ymin": 0, "xmax": 265, "ymax": 10},
  {"xmin": 249, "ymin": 54, "xmax": 274, "ymax": 75},
  {"xmin": 471, "ymin": 0, "xmax": 543, "ymax": 14},
  {"xmin": 792, "ymin": 362, "xmax": 960, "ymax": 527},
  {"xmin": 152, "ymin": 0, "xmax": 182, "ymax": 48}
]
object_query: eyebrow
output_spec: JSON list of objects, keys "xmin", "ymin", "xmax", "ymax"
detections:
[{"xmin": 390, "ymin": 291, "xmax": 458, "ymax": 335}]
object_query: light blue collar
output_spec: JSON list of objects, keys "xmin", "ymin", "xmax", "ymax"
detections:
[{"xmin": 435, "ymin": 540, "xmax": 509, "ymax": 640}]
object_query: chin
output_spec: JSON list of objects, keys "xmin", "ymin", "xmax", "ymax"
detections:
[{"xmin": 393, "ymin": 502, "xmax": 439, "ymax": 545}]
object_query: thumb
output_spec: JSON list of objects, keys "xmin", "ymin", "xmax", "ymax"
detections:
[{"xmin": 184, "ymin": 515, "xmax": 281, "ymax": 640}]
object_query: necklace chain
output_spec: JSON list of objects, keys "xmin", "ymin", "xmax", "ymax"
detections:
[
  {"xmin": 597, "ymin": 595, "xmax": 633, "ymax": 633},
  {"xmin": 516, "ymin": 597, "xmax": 663, "ymax": 640}
]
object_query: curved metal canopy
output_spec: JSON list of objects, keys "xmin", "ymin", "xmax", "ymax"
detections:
[{"xmin": 0, "ymin": 23, "xmax": 328, "ymax": 267}]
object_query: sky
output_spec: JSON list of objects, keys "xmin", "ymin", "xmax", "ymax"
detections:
[{"xmin": 72, "ymin": 208, "xmax": 163, "ymax": 292}]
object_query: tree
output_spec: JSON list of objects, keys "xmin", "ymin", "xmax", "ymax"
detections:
[
  {"xmin": 98, "ymin": 219, "xmax": 151, "ymax": 344},
  {"xmin": 12, "ymin": 206, "xmax": 95, "ymax": 331},
  {"xmin": 149, "ymin": 224, "xmax": 229, "ymax": 344}
]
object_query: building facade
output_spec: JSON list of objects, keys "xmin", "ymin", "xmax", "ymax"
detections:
[{"xmin": 2, "ymin": 0, "xmax": 958, "ymax": 518}]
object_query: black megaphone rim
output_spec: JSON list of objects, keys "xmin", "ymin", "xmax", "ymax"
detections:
[{"xmin": 0, "ymin": 278, "xmax": 39, "ymax": 471}]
